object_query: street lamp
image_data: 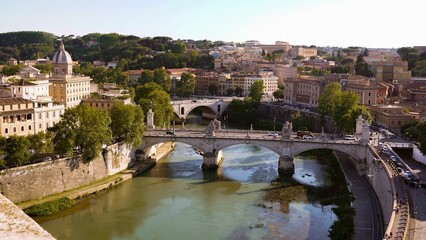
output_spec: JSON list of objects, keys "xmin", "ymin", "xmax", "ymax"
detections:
[{"xmin": 273, "ymin": 116, "xmax": 276, "ymax": 131}]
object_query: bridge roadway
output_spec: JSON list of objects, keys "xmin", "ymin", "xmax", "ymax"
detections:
[{"xmin": 142, "ymin": 129, "xmax": 368, "ymax": 174}]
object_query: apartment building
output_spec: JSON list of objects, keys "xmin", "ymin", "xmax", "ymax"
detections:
[
  {"xmin": 343, "ymin": 76, "xmax": 378, "ymax": 105},
  {"xmin": 289, "ymin": 47, "xmax": 317, "ymax": 59},
  {"xmin": 374, "ymin": 61, "xmax": 411, "ymax": 84},
  {"xmin": 0, "ymin": 98, "xmax": 35, "ymax": 137},
  {"xmin": 369, "ymin": 105, "xmax": 417, "ymax": 131},
  {"xmin": 283, "ymin": 76, "xmax": 323, "ymax": 107}
]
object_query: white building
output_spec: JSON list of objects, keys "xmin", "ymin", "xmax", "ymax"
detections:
[
  {"xmin": 33, "ymin": 97, "xmax": 65, "ymax": 133},
  {"xmin": 243, "ymin": 73, "xmax": 278, "ymax": 97},
  {"xmin": 10, "ymin": 79, "xmax": 50, "ymax": 101}
]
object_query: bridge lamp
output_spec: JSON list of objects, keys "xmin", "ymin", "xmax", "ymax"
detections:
[{"xmin": 273, "ymin": 116, "xmax": 276, "ymax": 131}]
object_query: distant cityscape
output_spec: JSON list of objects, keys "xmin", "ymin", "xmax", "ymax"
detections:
[{"xmin": 1, "ymin": 32, "xmax": 425, "ymax": 138}]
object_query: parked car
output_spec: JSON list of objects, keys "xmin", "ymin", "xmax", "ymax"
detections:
[
  {"xmin": 43, "ymin": 157, "xmax": 52, "ymax": 162},
  {"xmin": 344, "ymin": 135, "xmax": 357, "ymax": 140},
  {"xmin": 166, "ymin": 129, "xmax": 175, "ymax": 135}
]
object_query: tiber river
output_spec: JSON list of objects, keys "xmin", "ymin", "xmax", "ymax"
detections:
[{"xmin": 37, "ymin": 142, "xmax": 338, "ymax": 240}]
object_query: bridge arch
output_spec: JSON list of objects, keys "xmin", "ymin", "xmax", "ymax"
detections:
[{"xmin": 290, "ymin": 142, "xmax": 365, "ymax": 161}]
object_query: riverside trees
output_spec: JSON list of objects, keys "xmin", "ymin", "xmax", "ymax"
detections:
[
  {"xmin": 318, "ymin": 82, "xmax": 371, "ymax": 133},
  {"xmin": 135, "ymin": 82, "xmax": 174, "ymax": 128}
]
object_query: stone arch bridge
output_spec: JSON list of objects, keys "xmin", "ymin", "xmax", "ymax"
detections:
[
  {"xmin": 141, "ymin": 128, "xmax": 370, "ymax": 175},
  {"xmin": 171, "ymin": 98, "xmax": 238, "ymax": 120}
]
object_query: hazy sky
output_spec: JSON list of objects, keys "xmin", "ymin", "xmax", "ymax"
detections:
[{"xmin": 1, "ymin": 0, "xmax": 424, "ymax": 48}]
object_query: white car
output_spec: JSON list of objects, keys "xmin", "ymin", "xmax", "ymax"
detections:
[
  {"xmin": 302, "ymin": 135, "xmax": 313, "ymax": 140},
  {"xmin": 267, "ymin": 132, "xmax": 279, "ymax": 138},
  {"xmin": 344, "ymin": 135, "xmax": 357, "ymax": 140}
]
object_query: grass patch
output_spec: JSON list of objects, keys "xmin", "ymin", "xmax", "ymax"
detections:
[{"xmin": 24, "ymin": 197, "xmax": 75, "ymax": 216}]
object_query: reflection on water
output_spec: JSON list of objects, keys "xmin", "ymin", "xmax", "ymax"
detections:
[{"xmin": 38, "ymin": 143, "xmax": 337, "ymax": 240}]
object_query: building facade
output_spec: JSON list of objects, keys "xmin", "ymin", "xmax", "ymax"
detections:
[
  {"xmin": 283, "ymin": 77, "xmax": 323, "ymax": 107},
  {"xmin": 49, "ymin": 42, "xmax": 91, "ymax": 108},
  {"xmin": 0, "ymin": 98, "xmax": 35, "ymax": 137}
]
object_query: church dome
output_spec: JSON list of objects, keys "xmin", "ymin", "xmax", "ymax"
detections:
[{"xmin": 52, "ymin": 41, "xmax": 72, "ymax": 64}]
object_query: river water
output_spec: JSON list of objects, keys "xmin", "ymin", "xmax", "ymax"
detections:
[{"xmin": 37, "ymin": 142, "xmax": 337, "ymax": 240}]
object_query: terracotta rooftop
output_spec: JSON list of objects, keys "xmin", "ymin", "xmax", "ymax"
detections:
[{"xmin": 125, "ymin": 70, "xmax": 144, "ymax": 75}]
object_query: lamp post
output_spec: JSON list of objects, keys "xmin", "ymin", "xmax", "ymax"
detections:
[{"xmin": 273, "ymin": 116, "xmax": 276, "ymax": 131}]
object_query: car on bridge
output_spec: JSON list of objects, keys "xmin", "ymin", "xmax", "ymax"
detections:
[
  {"xmin": 267, "ymin": 132, "xmax": 279, "ymax": 138},
  {"xmin": 302, "ymin": 135, "xmax": 313, "ymax": 140},
  {"xmin": 344, "ymin": 135, "xmax": 357, "ymax": 140}
]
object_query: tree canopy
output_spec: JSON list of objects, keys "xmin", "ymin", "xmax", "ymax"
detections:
[
  {"xmin": 3, "ymin": 135, "xmax": 32, "ymax": 167},
  {"xmin": 110, "ymin": 102, "xmax": 145, "ymax": 146},
  {"xmin": 50, "ymin": 104, "xmax": 112, "ymax": 161},
  {"xmin": 176, "ymin": 73, "xmax": 196, "ymax": 97},
  {"xmin": 135, "ymin": 82, "xmax": 174, "ymax": 128},
  {"xmin": 318, "ymin": 82, "xmax": 371, "ymax": 133},
  {"xmin": 249, "ymin": 80, "xmax": 264, "ymax": 102}
]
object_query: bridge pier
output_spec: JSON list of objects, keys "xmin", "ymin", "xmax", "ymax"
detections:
[
  {"xmin": 278, "ymin": 156, "xmax": 294, "ymax": 175},
  {"xmin": 202, "ymin": 150, "xmax": 224, "ymax": 170}
]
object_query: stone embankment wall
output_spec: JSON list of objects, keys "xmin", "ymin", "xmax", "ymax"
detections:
[
  {"xmin": 365, "ymin": 147, "xmax": 395, "ymax": 231},
  {"xmin": 0, "ymin": 142, "xmax": 134, "ymax": 203}
]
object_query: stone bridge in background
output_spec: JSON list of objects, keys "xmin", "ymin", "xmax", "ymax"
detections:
[
  {"xmin": 171, "ymin": 97, "xmax": 239, "ymax": 120},
  {"xmin": 141, "ymin": 123, "xmax": 371, "ymax": 175}
]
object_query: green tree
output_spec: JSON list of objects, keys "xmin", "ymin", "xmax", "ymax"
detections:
[
  {"xmin": 235, "ymin": 86, "xmax": 244, "ymax": 97},
  {"xmin": 397, "ymin": 47, "xmax": 419, "ymax": 70},
  {"xmin": 4, "ymin": 135, "xmax": 32, "ymax": 167},
  {"xmin": 50, "ymin": 104, "xmax": 112, "ymax": 161},
  {"xmin": 291, "ymin": 111, "xmax": 314, "ymax": 131},
  {"xmin": 1, "ymin": 64, "xmax": 23, "ymax": 76},
  {"xmin": 293, "ymin": 55, "xmax": 304, "ymax": 60},
  {"xmin": 226, "ymin": 88, "xmax": 234, "ymax": 96},
  {"xmin": 153, "ymin": 68, "xmax": 172, "ymax": 92},
  {"xmin": 110, "ymin": 102, "xmax": 145, "ymax": 146},
  {"xmin": 416, "ymin": 122, "xmax": 426, "ymax": 154},
  {"xmin": 208, "ymin": 84, "xmax": 218, "ymax": 95},
  {"xmin": 318, "ymin": 83, "xmax": 371, "ymax": 133},
  {"xmin": 273, "ymin": 89, "xmax": 284, "ymax": 99},
  {"xmin": 249, "ymin": 80, "xmax": 264, "ymax": 103},
  {"xmin": 176, "ymin": 73, "xmax": 196, "ymax": 97},
  {"xmin": 318, "ymin": 82, "xmax": 342, "ymax": 118},
  {"xmin": 135, "ymin": 82, "xmax": 173, "ymax": 128},
  {"xmin": 33, "ymin": 63, "xmax": 52, "ymax": 74},
  {"xmin": 227, "ymin": 99, "xmax": 258, "ymax": 126},
  {"xmin": 171, "ymin": 42, "xmax": 187, "ymax": 55},
  {"xmin": 27, "ymin": 132, "xmax": 54, "ymax": 154},
  {"xmin": 139, "ymin": 70, "xmax": 154, "ymax": 85},
  {"xmin": 355, "ymin": 54, "xmax": 372, "ymax": 77}
]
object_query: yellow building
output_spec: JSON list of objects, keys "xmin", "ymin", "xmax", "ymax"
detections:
[
  {"xmin": 49, "ymin": 42, "xmax": 91, "ymax": 108},
  {"xmin": 0, "ymin": 98, "xmax": 35, "ymax": 137}
]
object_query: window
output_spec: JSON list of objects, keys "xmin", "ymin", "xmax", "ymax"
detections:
[
  {"xmin": 21, "ymin": 126, "xmax": 24, "ymax": 131},
  {"xmin": 13, "ymin": 127, "xmax": 16, "ymax": 132},
  {"xmin": 5, "ymin": 128, "xmax": 8, "ymax": 134}
]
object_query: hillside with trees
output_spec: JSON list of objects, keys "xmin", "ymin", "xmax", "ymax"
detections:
[{"xmin": 0, "ymin": 31, "xmax": 215, "ymax": 70}]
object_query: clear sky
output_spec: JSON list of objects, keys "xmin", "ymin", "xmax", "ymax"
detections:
[{"xmin": 1, "ymin": 0, "xmax": 424, "ymax": 48}]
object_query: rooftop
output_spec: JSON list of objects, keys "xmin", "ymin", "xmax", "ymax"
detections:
[{"xmin": 0, "ymin": 97, "xmax": 33, "ymax": 105}]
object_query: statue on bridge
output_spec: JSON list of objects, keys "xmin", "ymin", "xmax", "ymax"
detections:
[
  {"xmin": 213, "ymin": 119, "xmax": 221, "ymax": 131},
  {"xmin": 205, "ymin": 121, "xmax": 216, "ymax": 137},
  {"xmin": 281, "ymin": 121, "xmax": 292, "ymax": 140}
]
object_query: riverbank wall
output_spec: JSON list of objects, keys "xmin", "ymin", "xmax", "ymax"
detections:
[
  {"xmin": 0, "ymin": 142, "xmax": 135, "ymax": 204},
  {"xmin": 364, "ymin": 146, "xmax": 395, "ymax": 232}
]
